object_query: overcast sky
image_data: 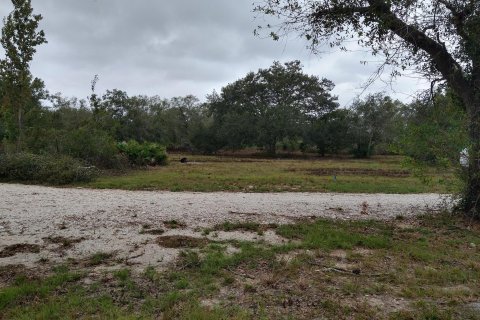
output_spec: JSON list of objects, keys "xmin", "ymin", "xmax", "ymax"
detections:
[{"xmin": 0, "ymin": 0, "xmax": 430, "ymax": 106}]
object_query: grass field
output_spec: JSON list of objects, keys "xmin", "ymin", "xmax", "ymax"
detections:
[
  {"xmin": 1, "ymin": 214, "xmax": 479, "ymax": 319},
  {"xmin": 86, "ymin": 154, "xmax": 459, "ymax": 194}
]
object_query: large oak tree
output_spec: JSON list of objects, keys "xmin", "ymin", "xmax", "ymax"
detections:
[
  {"xmin": 209, "ymin": 60, "xmax": 338, "ymax": 154},
  {"xmin": 256, "ymin": 0, "xmax": 480, "ymax": 216}
]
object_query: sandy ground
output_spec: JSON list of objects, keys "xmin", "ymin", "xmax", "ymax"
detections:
[{"xmin": 0, "ymin": 183, "xmax": 450, "ymax": 270}]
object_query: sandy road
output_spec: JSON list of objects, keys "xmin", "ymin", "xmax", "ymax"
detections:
[{"xmin": 0, "ymin": 183, "xmax": 450, "ymax": 269}]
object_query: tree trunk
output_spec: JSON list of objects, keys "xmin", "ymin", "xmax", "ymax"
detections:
[
  {"xmin": 266, "ymin": 139, "xmax": 277, "ymax": 155},
  {"xmin": 16, "ymin": 105, "xmax": 23, "ymax": 152},
  {"xmin": 463, "ymin": 99, "xmax": 480, "ymax": 218}
]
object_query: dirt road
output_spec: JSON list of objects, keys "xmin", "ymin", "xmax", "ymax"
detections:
[{"xmin": 0, "ymin": 183, "xmax": 450, "ymax": 269}]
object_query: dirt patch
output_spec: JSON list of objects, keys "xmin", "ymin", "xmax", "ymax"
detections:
[
  {"xmin": 305, "ymin": 168, "xmax": 411, "ymax": 177},
  {"xmin": 366, "ymin": 295, "xmax": 409, "ymax": 314},
  {"xmin": 156, "ymin": 236, "xmax": 208, "ymax": 248},
  {"xmin": 140, "ymin": 228, "xmax": 165, "ymax": 235},
  {"xmin": 43, "ymin": 236, "xmax": 85, "ymax": 248},
  {"xmin": 330, "ymin": 250, "xmax": 348, "ymax": 260},
  {"xmin": 0, "ymin": 264, "xmax": 28, "ymax": 286},
  {"xmin": 0, "ymin": 244, "xmax": 41, "ymax": 258}
]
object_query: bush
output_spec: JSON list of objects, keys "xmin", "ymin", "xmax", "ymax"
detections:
[
  {"xmin": 24, "ymin": 126, "xmax": 124, "ymax": 170},
  {"xmin": 0, "ymin": 153, "xmax": 98, "ymax": 185},
  {"xmin": 62, "ymin": 127, "xmax": 121, "ymax": 169},
  {"xmin": 117, "ymin": 140, "xmax": 168, "ymax": 166}
]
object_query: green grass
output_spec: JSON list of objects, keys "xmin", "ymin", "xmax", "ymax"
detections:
[
  {"xmin": 0, "ymin": 265, "xmax": 82, "ymax": 312},
  {"xmin": 1, "ymin": 214, "xmax": 479, "ymax": 319},
  {"xmin": 276, "ymin": 219, "xmax": 393, "ymax": 250},
  {"xmin": 84, "ymin": 154, "xmax": 458, "ymax": 193}
]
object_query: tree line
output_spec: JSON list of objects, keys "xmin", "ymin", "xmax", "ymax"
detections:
[{"xmin": 1, "ymin": 59, "xmax": 466, "ymax": 165}]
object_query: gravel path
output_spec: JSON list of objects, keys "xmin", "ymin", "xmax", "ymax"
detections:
[{"xmin": 0, "ymin": 183, "xmax": 450, "ymax": 269}]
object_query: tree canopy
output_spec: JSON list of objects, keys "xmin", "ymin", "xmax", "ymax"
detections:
[{"xmin": 209, "ymin": 60, "xmax": 338, "ymax": 154}]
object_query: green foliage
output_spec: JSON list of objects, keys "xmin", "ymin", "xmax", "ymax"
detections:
[
  {"xmin": 305, "ymin": 109, "xmax": 352, "ymax": 156},
  {"xmin": 398, "ymin": 91, "xmax": 467, "ymax": 166},
  {"xmin": 209, "ymin": 60, "xmax": 338, "ymax": 154},
  {"xmin": 0, "ymin": 152, "xmax": 98, "ymax": 184},
  {"xmin": 62, "ymin": 127, "xmax": 123, "ymax": 169},
  {"xmin": 117, "ymin": 140, "xmax": 168, "ymax": 167},
  {"xmin": 349, "ymin": 93, "xmax": 404, "ymax": 158},
  {"xmin": 190, "ymin": 122, "xmax": 223, "ymax": 154},
  {"xmin": 0, "ymin": 0, "xmax": 47, "ymax": 147}
]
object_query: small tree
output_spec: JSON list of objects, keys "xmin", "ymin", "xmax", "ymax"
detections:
[
  {"xmin": 349, "ymin": 94, "xmax": 403, "ymax": 158},
  {"xmin": 0, "ymin": 0, "xmax": 47, "ymax": 150}
]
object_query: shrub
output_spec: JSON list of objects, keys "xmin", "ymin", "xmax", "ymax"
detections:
[
  {"xmin": 24, "ymin": 126, "xmax": 125, "ymax": 170},
  {"xmin": 117, "ymin": 140, "xmax": 168, "ymax": 166},
  {"xmin": 62, "ymin": 127, "xmax": 121, "ymax": 169},
  {"xmin": 0, "ymin": 153, "xmax": 98, "ymax": 184}
]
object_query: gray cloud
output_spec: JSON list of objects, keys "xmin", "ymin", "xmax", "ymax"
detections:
[{"xmin": 0, "ymin": 0, "xmax": 427, "ymax": 105}]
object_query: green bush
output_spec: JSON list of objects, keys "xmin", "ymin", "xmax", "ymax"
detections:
[
  {"xmin": 23, "ymin": 126, "xmax": 126, "ymax": 170},
  {"xmin": 62, "ymin": 127, "xmax": 121, "ymax": 169},
  {"xmin": 117, "ymin": 140, "xmax": 168, "ymax": 166},
  {"xmin": 0, "ymin": 153, "xmax": 98, "ymax": 184}
]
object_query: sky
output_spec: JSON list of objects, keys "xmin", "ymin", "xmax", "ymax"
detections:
[{"xmin": 0, "ymin": 0, "xmax": 430, "ymax": 106}]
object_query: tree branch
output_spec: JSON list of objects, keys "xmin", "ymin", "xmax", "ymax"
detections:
[
  {"xmin": 366, "ymin": 0, "xmax": 473, "ymax": 106},
  {"xmin": 310, "ymin": 5, "xmax": 371, "ymax": 21},
  {"xmin": 436, "ymin": 0, "xmax": 470, "ymax": 41}
]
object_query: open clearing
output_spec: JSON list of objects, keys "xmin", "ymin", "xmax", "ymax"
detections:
[{"xmin": 86, "ymin": 155, "xmax": 459, "ymax": 193}]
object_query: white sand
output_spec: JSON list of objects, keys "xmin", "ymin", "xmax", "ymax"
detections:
[{"xmin": 0, "ymin": 183, "xmax": 450, "ymax": 269}]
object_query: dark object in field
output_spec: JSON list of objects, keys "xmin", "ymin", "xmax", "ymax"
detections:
[{"xmin": 180, "ymin": 157, "xmax": 188, "ymax": 163}]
